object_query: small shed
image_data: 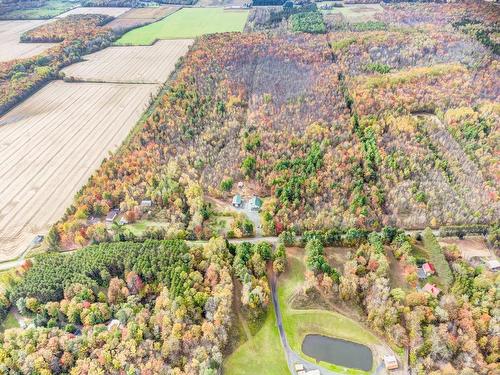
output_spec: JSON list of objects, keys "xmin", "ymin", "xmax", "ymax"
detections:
[
  {"xmin": 237, "ymin": 181, "xmax": 244, "ymax": 188},
  {"xmin": 383, "ymin": 355, "xmax": 399, "ymax": 370},
  {"xmin": 249, "ymin": 196, "xmax": 262, "ymax": 211},
  {"xmin": 88, "ymin": 216, "xmax": 100, "ymax": 225},
  {"xmin": 294, "ymin": 363, "xmax": 305, "ymax": 372},
  {"xmin": 140, "ymin": 200, "xmax": 152, "ymax": 207},
  {"xmin": 105, "ymin": 210, "xmax": 118, "ymax": 223},
  {"xmin": 416, "ymin": 267, "xmax": 427, "ymax": 280},
  {"xmin": 485, "ymin": 259, "xmax": 500, "ymax": 272},
  {"xmin": 232, "ymin": 194, "xmax": 242, "ymax": 208},
  {"xmin": 422, "ymin": 262, "xmax": 436, "ymax": 276},
  {"xmin": 423, "ymin": 283, "xmax": 441, "ymax": 298}
]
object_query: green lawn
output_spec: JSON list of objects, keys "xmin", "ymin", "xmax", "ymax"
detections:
[
  {"xmin": 0, "ymin": 311, "xmax": 20, "ymax": 332},
  {"xmin": 278, "ymin": 250, "xmax": 380, "ymax": 374},
  {"xmin": 223, "ymin": 304, "xmax": 288, "ymax": 375},
  {"xmin": 115, "ymin": 8, "xmax": 249, "ymax": 45},
  {"xmin": 125, "ymin": 220, "xmax": 170, "ymax": 236},
  {"xmin": 0, "ymin": 0, "xmax": 77, "ymax": 20}
]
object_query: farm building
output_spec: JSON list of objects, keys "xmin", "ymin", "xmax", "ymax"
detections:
[
  {"xmin": 422, "ymin": 283, "xmax": 441, "ymax": 297},
  {"xmin": 485, "ymin": 259, "xmax": 500, "ymax": 272},
  {"xmin": 249, "ymin": 196, "xmax": 262, "ymax": 211},
  {"xmin": 232, "ymin": 194, "xmax": 242, "ymax": 208},
  {"xmin": 422, "ymin": 262, "xmax": 435, "ymax": 276},
  {"xmin": 383, "ymin": 355, "xmax": 399, "ymax": 370}
]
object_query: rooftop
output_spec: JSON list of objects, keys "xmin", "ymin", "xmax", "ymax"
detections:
[{"xmin": 423, "ymin": 283, "xmax": 441, "ymax": 297}]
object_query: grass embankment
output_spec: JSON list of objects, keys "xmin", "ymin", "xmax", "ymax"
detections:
[
  {"xmin": 279, "ymin": 249, "xmax": 380, "ymax": 375},
  {"xmin": 223, "ymin": 303, "xmax": 288, "ymax": 375},
  {"xmin": 115, "ymin": 8, "xmax": 249, "ymax": 45},
  {"xmin": 0, "ymin": 0, "xmax": 76, "ymax": 19}
]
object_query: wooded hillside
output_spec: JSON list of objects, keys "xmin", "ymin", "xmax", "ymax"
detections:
[{"xmin": 53, "ymin": 24, "xmax": 499, "ymax": 246}]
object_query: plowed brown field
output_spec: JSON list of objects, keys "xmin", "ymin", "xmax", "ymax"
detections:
[
  {"xmin": 0, "ymin": 81, "xmax": 160, "ymax": 261},
  {"xmin": 0, "ymin": 20, "xmax": 56, "ymax": 62},
  {"xmin": 61, "ymin": 39, "xmax": 193, "ymax": 83},
  {"xmin": 56, "ymin": 6, "xmax": 131, "ymax": 18}
]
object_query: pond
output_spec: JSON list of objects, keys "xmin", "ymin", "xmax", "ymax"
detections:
[{"xmin": 301, "ymin": 334, "xmax": 373, "ymax": 371}]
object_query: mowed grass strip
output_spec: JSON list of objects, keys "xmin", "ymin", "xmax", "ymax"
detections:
[
  {"xmin": 115, "ymin": 8, "xmax": 249, "ymax": 45},
  {"xmin": 223, "ymin": 304, "xmax": 288, "ymax": 375}
]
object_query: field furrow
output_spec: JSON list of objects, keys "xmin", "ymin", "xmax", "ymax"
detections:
[
  {"xmin": 61, "ymin": 39, "xmax": 193, "ymax": 83},
  {"xmin": 0, "ymin": 20, "xmax": 57, "ymax": 62},
  {"xmin": 0, "ymin": 81, "xmax": 159, "ymax": 261}
]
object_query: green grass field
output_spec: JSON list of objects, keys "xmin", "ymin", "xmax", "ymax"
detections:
[
  {"xmin": 223, "ymin": 304, "xmax": 288, "ymax": 375},
  {"xmin": 125, "ymin": 219, "xmax": 171, "ymax": 237},
  {"xmin": 0, "ymin": 0, "xmax": 77, "ymax": 20},
  {"xmin": 0, "ymin": 311, "xmax": 20, "ymax": 332},
  {"xmin": 278, "ymin": 250, "xmax": 380, "ymax": 374},
  {"xmin": 115, "ymin": 8, "xmax": 249, "ymax": 45}
]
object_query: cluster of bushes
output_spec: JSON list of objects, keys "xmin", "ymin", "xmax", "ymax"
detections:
[
  {"xmin": 365, "ymin": 62, "xmax": 391, "ymax": 74},
  {"xmin": 439, "ymin": 224, "xmax": 489, "ymax": 238},
  {"xmin": 81, "ymin": 0, "xmax": 143, "ymax": 6},
  {"xmin": 272, "ymin": 142, "xmax": 324, "ymax": 205},
  {"xmin": 232, "ymin": 242, "xmax": 271, "ymax": 319},
  {"xmin": 351, "ymin": 21, "xmax": 387, "ymax": 31},
  {"xmin": 289, "ymin": 11, "xmax": 326, "ymax": 33},
  {"xmin": 282, "ymin": 226, "xmax": 393, "ymax": 247},
  {"xmin": 252, "ymin": 0, "xmax": 285, "ymax": 5},
  {"xmin": 453, "ymin": 18, "xmax": 500, "ymax": 55},
  {"xmin": 305, "ymin": 238, "xmax": 340, "ymax": 281},
  {"xmin": 21, "ymin": 14, "xmax": 113, "ymax": 43}
]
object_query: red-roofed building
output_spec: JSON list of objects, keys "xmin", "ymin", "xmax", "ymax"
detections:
[
  {"xmin": 423, "ymin": 283, "xmax": 441, "ymax": 297},
  {"xmin": 422, "ymin": 262, "xmax": 436, "ymax": 276}
]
